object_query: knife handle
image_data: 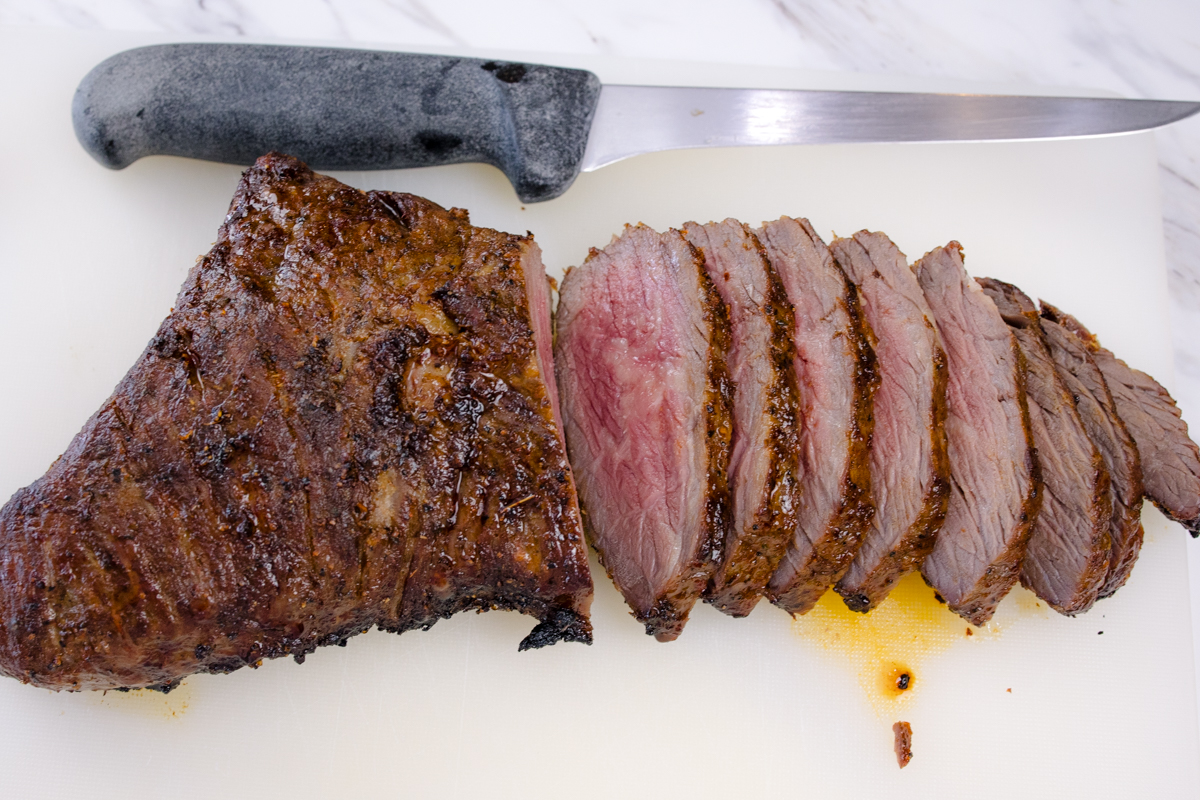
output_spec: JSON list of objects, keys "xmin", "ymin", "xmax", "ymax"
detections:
[{"xmin": 72, "ymin": 43, "xmax": 602, "ymax": 202}]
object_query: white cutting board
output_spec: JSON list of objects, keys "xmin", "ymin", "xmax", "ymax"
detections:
[{"xmin": 0, "ymin": 27, "xmax": 1196, "ymax": 799}]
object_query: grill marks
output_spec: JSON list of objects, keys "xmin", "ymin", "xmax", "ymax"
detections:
[
  {"xmin": 0, "ymin": 154, "xmax": 592, "ymax": 691},
  {"xmin": 981, "ymin": 280, "xmax": 1110, "ymax": 616}
]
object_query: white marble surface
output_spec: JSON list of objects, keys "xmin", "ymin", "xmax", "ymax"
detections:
[{"xmin": 3, "ymin": 0, "xmax": 1200, "ymax": 688}]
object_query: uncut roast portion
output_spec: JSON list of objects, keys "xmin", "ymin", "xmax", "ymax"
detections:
[{"xmin": 0, "ymin": 154, "xmax": 593, "ymax": 691}]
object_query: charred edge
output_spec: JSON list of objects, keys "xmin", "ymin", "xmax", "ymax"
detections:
[
  {"xmin": 639, "ymin": 594, "xmax": 691, "ymax": 642},
  {"xmin": 842, "ymin": 592, "xmax": 872, "ymax": 613},
  {"xmin": 518, "ymin": 607, "xmax": 593, "ymax": 650}
]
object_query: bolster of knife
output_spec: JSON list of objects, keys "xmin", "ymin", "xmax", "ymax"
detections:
[{"xmin": 71, "ymin": 43, "xmax": 602, "ymax": 203}]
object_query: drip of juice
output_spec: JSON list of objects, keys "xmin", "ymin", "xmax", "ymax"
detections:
[
  {"xmin": 88, "ymin": 679, "xmax": 193, "ymax": 720},
  {"xmin": 791, "ymin": 572, "xmax": 1010, "ymax": 715}
]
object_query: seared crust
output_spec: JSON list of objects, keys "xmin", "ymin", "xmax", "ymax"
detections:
[
  {"xmin": 0, "ymin": 154, "xmax": 593, "ymax": 691},
  {"xmin": 918, "ymin": 254, "xmax": 1042, "ymax": 627},
  {"xmin": 839, "ymin": 343, "xmax": 948, "ymax": 612},
  {"xmin": 832, "ymin": 232, "xmax": 950, "ymax": 613},
  {"xmin": 1042, "ymin": 301, "xmax": 1200, "ymax": 536},
  {"xmin": 779, "ymin": 278, "xmax": 879, "ymax": 614},
  {"xmin": 1038, "ymin": 313, "xmax": 1146, "ymax": 597},
  {"xmin": 683, "ymin": 222, "xmax": 800, "ymax": 617},
  {"xmin": 983, "ymin": 281, "xmax": 1110, "ymax": 615},
  {"xmin": 757, "ymin": 218, "xmax": 877, "ymax": 616}
]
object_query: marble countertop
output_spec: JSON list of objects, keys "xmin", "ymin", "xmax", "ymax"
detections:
[{"xmin": 3, "ymin": 0, "xmax": 1200, "ymax": 685}]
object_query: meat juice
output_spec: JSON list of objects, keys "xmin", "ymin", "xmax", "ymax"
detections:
[{"xmin": 790, "ymin": 573, "xmax": 1008, "ymax": 715}]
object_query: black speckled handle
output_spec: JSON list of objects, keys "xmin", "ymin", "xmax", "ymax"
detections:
[{"xmin": 72, "ymin": 43, "xmax": 602, "ymax": 202}]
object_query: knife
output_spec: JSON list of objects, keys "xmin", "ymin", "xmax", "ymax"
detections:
[{"xmin": 72, "ymin": 43, "xmax": 1200, "ymax": 203}]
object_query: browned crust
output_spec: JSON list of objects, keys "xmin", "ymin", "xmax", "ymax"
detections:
[
  {"xmin": 1009, "ymin": 310, "xmax": 1111, "ymax": 615},
  {"xmin": 893, "ymin": 721, "xmax": 913, "ymax": 768},
  {"xmin": 703, "ymin": 229, "xmax": 801, "ymax": 617},
  {"xmin": 769, "ymin": 276, "xmax": 879, "ymax": 615},
  {"xmin": 635, "ymin": 233, "xmax": 734, "ymax": 641},
  {"xmin": 1042, "ymin": 301, "xmax": 1200, "ymax": 536},
  {"xmin": 836, "ymin": 332, "xmax": 951, "ymax": 614},
  {"xmin": 942, "ymin": 335, "xmax": 1044, "ymax": 626},
  {"xmin": 0, "ymin": 154, "xmax": 592, "ymax": 691},
  {"xmin": 1023, "ymin": 401, "xmax": 1113, "ymax": 616},
  {"xmin": 1037, "ymin": 309, "xmax": 1146, "ymax": 598},
  {"xmin": 1034, "ymin": 447, "xmax": 1114, "ymax": 614},
  {"xmin": 1098, "ymin": 399, "xmax": 1146, "ymax": 596},
  {"xmin": 1040, "ymin": 301, "xmax": 1098, "ymax": 350}
]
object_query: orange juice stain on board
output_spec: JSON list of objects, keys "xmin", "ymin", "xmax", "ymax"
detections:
[{"xmin": 790, "ymin": 572, "xmax": 1007, "ymax": 715}]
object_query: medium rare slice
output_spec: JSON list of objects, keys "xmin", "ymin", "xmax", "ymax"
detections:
[
  {"xmin": 833, "ymin": 232, "xmax": 950, "ymax": 613},
  {"xmin": 981, "ymin": 280, "xmax": 1110, "ymax": 615},
  {"xmin": 0, "ymin": 154, "xmax": 593, "ymax": 691},
  {"xmin": 555, "ymin": 224, "xmax": 733, "ymax": 640},
  {"xmin": 1041, "ymin": 302, "xmax": 1200, "ymax": 536},
  {"xmin": 755, "ymin": 217, "xmax": 877, "ymax": 615},
  {"xmin": 1039, "ymin": 314, "xmax": 1146, "ymax": 596},
  {"xmin": 682, "ymin": 220, "xmax": 800, "ymax": 617},
  {"xmin": 916, "ymin": 247, "xmax": 1039, "ymax": 626}
]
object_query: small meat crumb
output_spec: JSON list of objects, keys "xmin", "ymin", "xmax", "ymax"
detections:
[{"xmin": 893, "ymin": 721, "xmax": 913, "ymax": 768}]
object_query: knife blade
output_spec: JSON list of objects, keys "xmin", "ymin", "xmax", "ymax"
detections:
[{"xmin": 73, "ymin": 43, "xmax": 1200, "ymax": 203}]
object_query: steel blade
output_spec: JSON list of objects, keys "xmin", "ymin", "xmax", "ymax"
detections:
[{"xmin": 580, "ymin": 85, "xmax": 1200, "ymax": 171}]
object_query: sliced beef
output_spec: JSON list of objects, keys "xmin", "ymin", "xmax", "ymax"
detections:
[
  {"xmin": 916, "ymin": 247, "xmax": 1039, "ymax": 626},
  {"xmin": 1039, "ymin": 315, "xmax": 1145, "ymax": 596},
  {"xmin": 1041, "ymin": 302, "xmax": 1200, "ymax": 536},
  {"xmin": 555, "ymin": 224, "xmax": 733, "ymax": 640},
  {"xmin": 682, "ymin": 220, "xmax": 800, "ymax": 617},
  {"xmin": 0, "ymin": 154, "xmax": 593, "ymax": 691},
  {"xmin": 980, "ymin": 280, "xmax": 1110, "ymax": 615},
  {"xmin": 832, "ymin": 232, "xmax": 950, "ymax": 613},
  {"xmin": 755, "ymin": 217, "xmax": 877, "ymax": 615}
]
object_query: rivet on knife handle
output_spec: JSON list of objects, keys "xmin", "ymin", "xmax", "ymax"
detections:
[{"xmin": 71, "ymin": 43, "xmax": 603, "ymax": 203}]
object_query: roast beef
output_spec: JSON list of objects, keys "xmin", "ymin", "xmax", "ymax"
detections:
[
  {"xmin": 916, "ymin": 247, "xmax": 1039, "ymax": 626},
  {"xmin": 1041, "ymin": 302, "xmax": 1200, "ymax": 535},
  {"xmin": 0, "ymin": 154, "xmax": 594, "ymax": 691},
  {"xmin": 833, "ymin": 232, "xmax": 949, "ymax": 613},
  {"xmin": 555, "ymin": 224, "xmax": 733, "ymax": 640},
  {"xmin": 682, "ymin": 220, "xmax": 800, "ymax": 617},
  {"xmin": 981, "ymin": 280, "xmax": 1110, "ymax": 615},
  {"xmin": 1039, "ymin": 314, "xmax": 1146, "ymax": 596},
  {"xmin": 755, "ymin": 217, "xmax": 877, "ymax": 615}
]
